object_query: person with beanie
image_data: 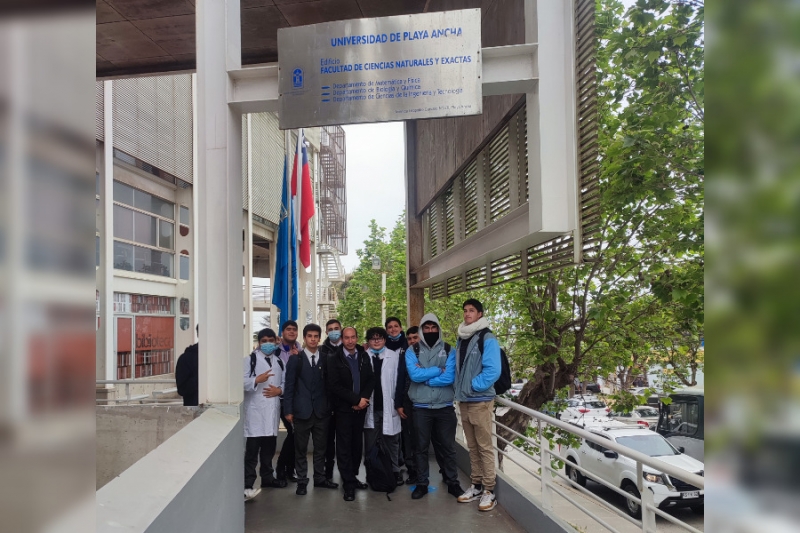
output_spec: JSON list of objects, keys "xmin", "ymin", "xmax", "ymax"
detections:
[{"xmin": 454, "ymin": 299, "xmax": 501, "ymax": 512}]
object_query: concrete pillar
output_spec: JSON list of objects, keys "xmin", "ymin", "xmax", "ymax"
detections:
[
  {"xmin": 404, "ymin": 121, "xmax": 425, "ymax": 327},
  {"xmin": 99, "ymin": 80, "xmax": 115, "ymax": 381},
  {"xmin": 196, "ymin": 0, "xmax": 243, "ymax": 405}
]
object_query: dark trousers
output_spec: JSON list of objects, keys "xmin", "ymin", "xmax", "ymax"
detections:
[
  {"xmin": 413, "ymin": 405, "xmax": 459, "ymax": 487},
  {"xmin": 276, "ymin": 408, "xmax": 295, "ymax": 479},
  {"xmin": 325, "ymin": 411, "xmax": 337, "ymax": 479},
  {"xmin": 293, "ymin": 413, "xmax": 330, "ymax": 485},
  {"xmin": 336, "ymin": 409, "xmax": 366, "ymax": 491},
  {"xmin": 400, "ymin": 414, "xmax": 418, "ymax": 479},
  {"xmin": 244, "ymin": 436, "xmax": 277, "ymax": 489}
]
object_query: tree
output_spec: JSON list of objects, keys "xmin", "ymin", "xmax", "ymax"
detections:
[{"xmin": 337, "ymin": 216, "xmax": 408, "ymax": 336}]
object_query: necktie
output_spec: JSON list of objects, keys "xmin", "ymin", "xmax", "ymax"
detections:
[{"xmin": 311, "ymin": 354, "xmax": 316, "ymax": 367}]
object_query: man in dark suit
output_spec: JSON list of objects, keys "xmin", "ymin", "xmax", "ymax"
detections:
[
  {"xmin": 283, "ymin": 324, "xmax": 337, "ymax": 496},
  {"xmin": 327, "ymin": 327, "xmax": 375, "ymax": 501}
]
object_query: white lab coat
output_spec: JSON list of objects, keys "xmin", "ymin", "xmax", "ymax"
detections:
[
  {"xmin": 243, "ymin": 351, "xmax": 285, "ymax": 438},
  {"xmin": 364, "ymin": 348, "xmax": 402, "ymax": 436}
]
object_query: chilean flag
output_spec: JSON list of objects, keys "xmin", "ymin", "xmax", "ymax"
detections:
[{"xmin": 291, "ymin": 129, "xmax": 314, "ymax": 270}]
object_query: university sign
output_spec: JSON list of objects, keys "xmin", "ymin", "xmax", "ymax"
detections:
[{"xmin": 278, "ymin": 9, "xmax": 482, "ymax": 129}]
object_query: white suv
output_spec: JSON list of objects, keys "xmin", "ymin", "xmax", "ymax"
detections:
[{"xmin": 563, "ymin": 426, "xmax": 704, "ymax": 518}]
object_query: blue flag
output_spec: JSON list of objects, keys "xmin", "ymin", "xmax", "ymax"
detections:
[{"xmin": 272, "ymin": 155, "xmax": 298, "ymax": 331}]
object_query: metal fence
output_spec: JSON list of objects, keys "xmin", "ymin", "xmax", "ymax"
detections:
[
  {"xmin": 456, "ymin": 397, "xmax": 703, "ymax": 533},
  {"xmin": 96, "ymin": 379, "xmax": 182, "ymax": 405}
]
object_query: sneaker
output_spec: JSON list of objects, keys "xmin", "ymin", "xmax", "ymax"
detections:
[
  {"xmin": 458, "ymin": 484, "xmax": 483, "ymax": 503},
  {"xmin": 411, "ymin": 485, "xmax": 428, "ymax": 500},
  {"xmin": 244, "ymin": 487, "xmax": 261, "ymax": 501},
  {"xmin": 478, "ymin": 490, "xmax": 497, "ymax": 512}
]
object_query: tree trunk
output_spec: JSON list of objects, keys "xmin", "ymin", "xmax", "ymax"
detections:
[{"xmin": 496, "ymin": 362, "xmax": 577, "ymax": 463}]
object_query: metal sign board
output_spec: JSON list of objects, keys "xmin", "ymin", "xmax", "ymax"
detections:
[{"xmin": 278, "ymin": 9, "xmax": 482, "ymax": 129}]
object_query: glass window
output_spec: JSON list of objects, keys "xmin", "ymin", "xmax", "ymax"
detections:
[
  {"xmin": 615, "ymin": 435, "xmax": 679, "ymax": 457},
  {"xmin": 180, "ymin": 255, "xmax": 190, "ymax": 280},
  {"xmin": 134, "ymin": 211, "xmax": 157, "ymax": 247},
  {"xmin": 159, "ymin": 221, "xmax": 174, "ymax": 250},
  {"xmin": 180, "ymin": 317, "xmax": 191, "ymax": 331},
  {"xmin": 133, "ymin": 246, "xmax": 173, "ymax": 277},
  {"xmin": 113, "ymin": 181, "xmax": 134, "ymax": 205},
  {"xmin": 113, "ymin": 205, "xmax": 134, "ymax": 241},
  {"xmin": 113, "ymin": 241, "xmax": 134, "ymax": 271},
  {"xmin": 666, "ymin": 400, "xmax": 700, "ymax": 437},
  {"xmin": 180, "ymin": 205, "xmax": 190, "ymax": 225},
  {"xmin": 134, "ymin": 188, "xmax": 174, "ymax": 219}
]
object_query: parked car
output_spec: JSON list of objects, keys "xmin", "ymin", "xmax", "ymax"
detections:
[
  {"xmin": 610, "ymin": 406, "xmax": 660, "ymax": 429},
  {"xmin": 508, "ymin": 382, "xmax": 524, "ymax": 398},
  {"xmin": 561, "ymin": 398, "xmax": 610, "ymax": 421},
  {"xmin": 563, "ymin": 426, "xmax": 704, "ymax": 518},
  {"xmin": 577, "ymin": 381, "xmax": 601, "ymax": 393}
]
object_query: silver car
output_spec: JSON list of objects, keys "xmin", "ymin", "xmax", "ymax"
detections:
[{"xmin": 610, "ymin": 406, "xmax": 660, "ymax": 429}]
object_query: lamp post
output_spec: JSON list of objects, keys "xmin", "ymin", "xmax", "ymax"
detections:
[{"xmin": 372, "ymin": 256, "xmax": 386, "ymax": 326}]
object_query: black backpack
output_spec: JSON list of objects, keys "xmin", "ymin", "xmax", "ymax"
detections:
[
  {"xmin": 477, "ymin": 329, "xmax": 512, "ymax": 396},
  {"xmin": 365, "ymin": 438, "xmax": 396, "ymax": 499},
  {"xmin": 249, "ymin": 351, "xmax": 284, "ymax": 377}
]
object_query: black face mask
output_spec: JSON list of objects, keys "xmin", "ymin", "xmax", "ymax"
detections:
[{"xmin": 423, "ymin": 331, "xmax": 439, "ymax": 347}]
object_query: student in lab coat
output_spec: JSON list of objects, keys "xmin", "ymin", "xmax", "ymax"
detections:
[{"xmin": 243, "ymin": 328, "xmax": 286, "ymax": 501}]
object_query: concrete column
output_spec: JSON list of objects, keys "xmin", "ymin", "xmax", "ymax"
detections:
[
  {"xmin": 245, "ymin": 114, "xmax": 254, "ymax": 353},
  {"xmin": 196, "ymin": 0, "xmax": 243, "ymax": 405},
  {"xmin": 100, "ymin": 80, "xmax": 115, "ymax": 381}
]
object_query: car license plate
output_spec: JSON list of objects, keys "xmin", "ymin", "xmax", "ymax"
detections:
[{"xmin": 681, "ymin": 491, "xmax": 699, "ymax": 499}]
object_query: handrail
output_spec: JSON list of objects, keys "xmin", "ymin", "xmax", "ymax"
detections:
[
  {"xmin": 480, "ymin": 396, "xmax": 704, "ymax": 533},
  {"xmin": 495, "ymin": 396, "xmax": 704, "ymax": 489},
  {"xmin": 96, "ymin": 379, "xmax": 181, "ymax": 406}
]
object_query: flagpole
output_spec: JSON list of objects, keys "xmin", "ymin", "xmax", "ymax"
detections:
[{"xmin": 285, "ymin": 129, "xmax": 292, "ymax": 329}]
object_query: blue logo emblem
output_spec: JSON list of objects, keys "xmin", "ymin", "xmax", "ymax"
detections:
[{"xmin": 292, "ymin": 68, "xmax": 304, "ymax": 89}]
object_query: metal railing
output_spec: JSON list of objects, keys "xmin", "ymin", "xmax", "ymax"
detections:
[
  {"xmin": 251, "ymin": 284, "xmax": 270, "ymax": 302},
  {"xmin": 458, "ymin": 397, "xmax": 704, "ymax": 533},
  {"xmin": 96, "ymin": 379, "xmax": 182, "ymax": 405}
]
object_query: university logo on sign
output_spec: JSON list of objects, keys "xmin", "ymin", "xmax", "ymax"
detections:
[{"xmin": 292, "ymin": 68, "xmax": 304, "ymax": 89}]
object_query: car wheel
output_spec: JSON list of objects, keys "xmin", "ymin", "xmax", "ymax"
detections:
[
  {"xmin": 622, "ymin": 482, "xmax": 642, "ymax": 519},
  {"xmin": 690, "ymin": 505, "xmax": 704, "ymax": 515},
  {"xmin": 565, "ymin": 458, "xmax": 586, "ymax": 487}
]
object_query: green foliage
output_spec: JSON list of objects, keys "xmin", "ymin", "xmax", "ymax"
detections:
[{"xmin": 336, "ymin": 216, "xmax": 408, "ymax": 337}]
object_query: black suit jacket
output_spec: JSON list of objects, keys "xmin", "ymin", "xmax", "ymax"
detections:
[
  {"xmin": 327, "ymin": 345, "xmax": 375, "ymax": 413},
  {"xmin": 283, "ymin": 351, "xmax": 329, "ymax": 420}
]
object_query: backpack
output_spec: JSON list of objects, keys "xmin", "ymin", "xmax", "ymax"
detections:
[
  {"xmin": 249, "ymin": 351, "xmax": 284, "ymax": 377},
  {"xmin": 365, "ymin": 438, "xmax": 396, "ymax": 499},
  {"xmin": 477, "ymin": 329, "xmax": 512, "ymax": 396}
]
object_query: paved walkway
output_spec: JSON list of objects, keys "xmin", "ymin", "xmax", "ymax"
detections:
[{"xmin": 246, "ymin": 457, "xmax": 525, "ymax": 533}]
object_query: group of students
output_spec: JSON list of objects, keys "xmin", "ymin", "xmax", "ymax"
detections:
[{"xmin": 239, "ymin": 298, "xmax": 502, "ymax": 511}]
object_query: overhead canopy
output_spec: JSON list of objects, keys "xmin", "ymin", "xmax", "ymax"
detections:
[{"xmin": 97, "ymin": 0, "xmax": 431, "ymax": 78}]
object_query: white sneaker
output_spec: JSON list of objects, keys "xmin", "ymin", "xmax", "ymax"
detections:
[
  {"xmin": 478, "ymin": 490, "xmax": 497, "ymax": 511},
  {"xmin": 244, "ymin": 487, "xmax": 261, "ymax": 501},
  {"xmin": 457, "ymin": 484, "xmax": 483, "ymax": 503}
]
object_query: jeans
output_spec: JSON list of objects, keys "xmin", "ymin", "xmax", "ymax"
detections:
[{"xmin": 413, "ymin": 405, "xmax": 459, "ymax": 487}]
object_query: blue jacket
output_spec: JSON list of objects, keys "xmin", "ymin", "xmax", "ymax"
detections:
[
  {"xmin": 405, "ymin": 343, "xmax": 456, "ymax": 409},
  {"xmin": 455, "ymin": 330, "xmax": 501, "ymax": 402}
]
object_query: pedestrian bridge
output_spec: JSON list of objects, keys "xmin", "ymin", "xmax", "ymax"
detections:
[{"xmin": 245, "ymin": 457, "xmax": 524, "ymax": 533}]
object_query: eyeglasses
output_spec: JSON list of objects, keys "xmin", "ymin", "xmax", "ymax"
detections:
[{"xmin": 369, "ymin": 337, "xmax": 384, "ymax": 341}]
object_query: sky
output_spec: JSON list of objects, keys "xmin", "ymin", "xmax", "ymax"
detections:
[{"xmin": 339, "ymin": 122, "xmax": 406, "ymax": 272}]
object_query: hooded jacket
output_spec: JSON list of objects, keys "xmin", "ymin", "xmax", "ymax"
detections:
[
  {"xmin": 405, "ymin": 313, "xmax": 456, "ymax": 409},
  {"xmin": 175, "ymin": 343, "xmax": 198, "ymax": 406}
]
